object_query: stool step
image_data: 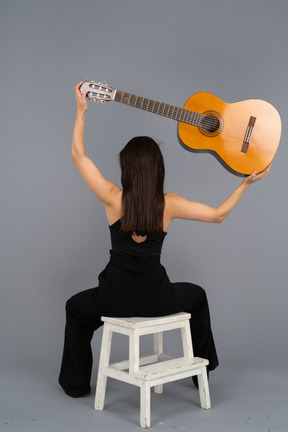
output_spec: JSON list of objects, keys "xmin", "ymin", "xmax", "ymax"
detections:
[{"xmin": 134, "ymin": 356, "xmax": 209, "ymax": 380}]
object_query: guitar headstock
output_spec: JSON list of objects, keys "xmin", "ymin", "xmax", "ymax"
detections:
[{"xmin": 80, "ymin": 81, "xmax": 116, "ymax": 103}]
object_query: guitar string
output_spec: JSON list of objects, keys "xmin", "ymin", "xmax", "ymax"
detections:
[
  {"xmin": 123, "ymin": 101, "xmax": 247, "ymax": 134},
  {"xmin": 94, "ymin": 90, "xmax": 259, "ymax": 139},
  {"xmin": 91, "ymin": 88, "xmax": 246, "ymax": 133},
  {"xmin": 89, "ymin": 88, "xmax": 258, "ymax": 135},
  {"xmin": 89, "ymin": 89, "xmax": 266, "ymax": 148},
  {"xmin": 116, "ymin": 96, "xmax": 252, "ymax": 137},
  {"xmin": 129, "ymin": 102, "xmax": 250, "ymax": 139}
]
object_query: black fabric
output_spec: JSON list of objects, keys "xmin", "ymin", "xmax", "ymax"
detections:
[
  {"xmin": 59, "ymin": 221, "xmax": 219, "ymax": 397},
  {"xmin": 109, "ymin": 218, "xmax": 166, "ymax": 257}
]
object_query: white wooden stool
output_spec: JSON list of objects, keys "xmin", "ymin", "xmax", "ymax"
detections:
[{"xmin": 95, "ymin": 312, "xmax": 211, "ymax": 428}]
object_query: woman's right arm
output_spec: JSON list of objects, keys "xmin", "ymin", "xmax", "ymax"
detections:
[
  {"xmin": 166, "ymin": 165, "xmax": 271, "ymax": 224},
  {"xmin": 71, "ymin": 82, "xmax": 121, "ymax": 206}
]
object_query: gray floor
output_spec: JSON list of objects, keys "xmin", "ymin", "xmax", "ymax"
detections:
[{"xmin": 1, "ymin": 363, "xmax": 287, "ymax": 432}]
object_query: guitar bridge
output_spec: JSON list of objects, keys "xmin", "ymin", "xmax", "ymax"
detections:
[{"xmin": 241, "ymin": 116, "xmax": 256, "ymax": 153}]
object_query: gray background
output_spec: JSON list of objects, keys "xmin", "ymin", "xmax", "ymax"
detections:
[{"xmin": 1, "ymin": 0, "xmax": 287, "ymax": 431}]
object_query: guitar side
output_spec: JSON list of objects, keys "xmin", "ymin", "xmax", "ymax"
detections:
[{"xmin": 178, "ymin": 92, "xmax": 281, "ymax": 175}]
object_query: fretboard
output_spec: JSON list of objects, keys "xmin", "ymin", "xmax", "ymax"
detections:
[{"xmin": 114, "ymin": 90, "xmax": 205, "ymax": 127}]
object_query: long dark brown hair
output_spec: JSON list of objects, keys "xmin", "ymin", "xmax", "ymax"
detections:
[{"xmin": 119, "ymin": 136, "xmax": 165, "ymax": 236}]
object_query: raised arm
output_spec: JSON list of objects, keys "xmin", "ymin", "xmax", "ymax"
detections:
[
  {"xmin": 165, "ymin": 165, "xmax": 271, "ymax": 224},
  {"xmin": 71, "ymin": 82, "xmax": 121, "ymax": 206}
]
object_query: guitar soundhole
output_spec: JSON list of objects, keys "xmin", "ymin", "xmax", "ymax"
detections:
[
  {"xmin": 200, "ymin": 111, "xmax": 223, "ymax": 137},
  {"xmin": 202, "ymin": 116, "xmax": 220, "ymax": 133}
]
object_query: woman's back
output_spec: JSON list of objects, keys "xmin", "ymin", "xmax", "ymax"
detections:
[{"xmin": 109, "ymin": 219, "xmax": 167, "ymax": 258}]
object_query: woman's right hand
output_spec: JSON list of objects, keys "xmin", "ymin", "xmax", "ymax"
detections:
[{"xmin": 75, "ymin": 82, "xmax": 88, "ymax": 113}]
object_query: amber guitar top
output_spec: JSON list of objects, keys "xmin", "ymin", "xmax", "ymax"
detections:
[{"xmin": 80, "ymin": 81, "xmax": 281, "ymax": 175}]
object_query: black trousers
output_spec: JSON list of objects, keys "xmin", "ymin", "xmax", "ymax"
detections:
[{"xmin": 59, "ymin": 254, "xmax": 219, "ymax": 397}]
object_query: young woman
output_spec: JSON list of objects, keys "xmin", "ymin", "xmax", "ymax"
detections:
[{"xmin": 58, "ymin": 82, "xmax": 271, "ymax": 398}]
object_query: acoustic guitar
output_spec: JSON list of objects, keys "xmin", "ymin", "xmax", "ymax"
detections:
[{"xmin": 80, "ymin": 81, "xmax": 281, "ymax": 175}]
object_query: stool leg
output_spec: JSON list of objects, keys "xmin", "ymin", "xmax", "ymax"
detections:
[
  {"xmin": 94, "ymin": 324, "xmax": 113, "ymax": 411},
  {"xmin": 140, "ymin": 382, "xmax": 151, "ymax": 428},
  {"xmin": 153, "ymin": 332, "xmax": 163, "ymax": 394},
  {"xmin": 198, "ymin": 366, "xmax": 211, "ymax": 409},
  {"xmin": 129, "ymin": 331, "xmax": 140, "ymax": 373},
  {"xmin": 181, "ymin": 320, "xmax": 194, "ymax": 358}
]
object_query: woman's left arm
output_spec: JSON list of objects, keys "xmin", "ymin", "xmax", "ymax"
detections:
[
  {"xmin": 166, "ymin": 164, "xmax": 271, "ymax": 224},
  {"xmin": 213, "ymin": 165, "xmax": 271, "ymax": 222}
]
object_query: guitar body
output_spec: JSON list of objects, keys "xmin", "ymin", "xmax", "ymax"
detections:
[{"xmin": 178, "ymin": 92, "xmax": 281, "ymax": 175}]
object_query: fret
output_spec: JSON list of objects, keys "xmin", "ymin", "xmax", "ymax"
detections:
[
  {"xmin": 131, "ymin": 94, "xmax": 137, "ymax": 106},
  {"xmin": 166, "ymin": 104, "xmax": 171, "ymax": 118},
  {"xmin": 170, "ymin": 105, "xmax": 175, "ymax": 119},
  {"xmin": 142, "ymin": 98, "xmax": 149, "ymax": 110},
  {"xmin": 176, "ymin": 107, "xmax": 182, "ymax": 122},
  {"xmin": 155, "ymin": 101, "xmax": 161, "ymax": 114}
]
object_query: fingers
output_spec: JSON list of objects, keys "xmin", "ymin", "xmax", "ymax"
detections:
[
  {"xmin": 251, "ymin": 163, "xmax": 272, "ymax": 182},
  {"xmin": 75, "ymin": 82, "xmax": 87, "ymax": 99},
  {"xmin": 258, "ymin": 163, "xmax": 272, "ymax": 178},
  {"xmin": 75, "ymin": 82, "xmax": 86, "ymax": 96},
  {"xmin": 74, "ymin": 82, "xmax": 88, "ymax": 112},
  {"xmin": 243, "ymin": 163, "xmax": 271, "ymax": 186}
]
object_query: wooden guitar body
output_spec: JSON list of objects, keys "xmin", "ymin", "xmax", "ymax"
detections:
[{"xmin": 178, "ymin": 92, "xmax": 281, "ymax": 174}]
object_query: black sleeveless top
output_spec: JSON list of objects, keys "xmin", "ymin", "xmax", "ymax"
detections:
[
  {"xmin": 109, "ymin": 219, "xmax": 167, "ymax": 258},
  {"xmin": 98, "ymin": 219, "xmax": 173, "ymax": 316}
]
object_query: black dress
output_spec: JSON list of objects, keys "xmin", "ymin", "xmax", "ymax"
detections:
[{"xmin": 59, "ymin": 219, "xmax": 218, "ymax": 397}]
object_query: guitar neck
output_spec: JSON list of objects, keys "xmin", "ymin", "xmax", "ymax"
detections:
[{"xmin": 114, "ymin": 90, "xmax": 205, "ymax": 127}]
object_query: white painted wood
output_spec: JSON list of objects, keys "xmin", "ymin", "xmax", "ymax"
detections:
[
  {"xmin": 153, "ymin": 332, "xmax": 163, "ymax": 394},
  {"xmin": 140, "ymin": 382, "xmax": 151, "ymax": 428},
  {"xmin": 197, "ymin": 366, "xmax": 211, "ymax": 409},
  {"xmin": 94, "ymin": 313, "xmax": 211, "ymax": 428},
  {"xmin": 134, "ymin": 357, "xmax": 208, "ymax": 379},
  {"xmin": 102, "ymin": 364, "xmax": 205, "ymax": 388},
  {"xmin": 101, "ymin": 312, "xmax": 191, "ymax": 329},
  {"xmin": 94, "ymin": 324, "xmax": 113, "ymax": 411},
  {"xmin": 181, "ymin": 319, "xmax": 194, "ymax": 358},
  {"xmin": 129, "ymin": 331, "xmax": 140, "ymax": 373}
]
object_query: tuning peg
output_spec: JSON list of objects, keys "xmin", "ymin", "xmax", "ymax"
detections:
[
  {"xmin": 93, "ymin": 98, "xmax": 99, "ymax": 102},
  {"xmin": 101, "ymin": 100, "xmax": 106, "ymax": 103}
]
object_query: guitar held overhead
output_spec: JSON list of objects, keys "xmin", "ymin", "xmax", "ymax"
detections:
[{"xmin": 80, "ymin": 81, "xmax": 281, "ymax": 175}]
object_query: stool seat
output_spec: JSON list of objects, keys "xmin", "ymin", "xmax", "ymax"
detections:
[
  {"xmin": 102, "ymin": 312, "xmax": 192, "ymax": 329},
  {"xmin": 95, "ymin": 312, "xmax": 211, "ymax": 428}
]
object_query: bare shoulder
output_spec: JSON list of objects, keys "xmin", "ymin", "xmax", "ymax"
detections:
[
  {"xmin": 104, "ymin": 188, "xmax": 123, "ymax": 225},
  {"xmin": 163, "ymin": 193, "xmax": 180, "ymax": 230},
  {"xmin": 164, "ymin": 192, "xmax": 218, "ymax": 223},
  {"xmin": 164, "ymin": 192, "xmax": 187, "ymax": 218},
  {"xmin": 164, "ymin": 192, "xmax": 183, "ymax": 211}
]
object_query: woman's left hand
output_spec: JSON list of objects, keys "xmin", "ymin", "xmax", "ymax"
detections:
[
  {"xmin": 242, "ymin": 163, "xmax": 272, "ymax": 186},
  {"xmin": 75, "ymin": 82, "xmax": 88, "ymax": 113}
]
